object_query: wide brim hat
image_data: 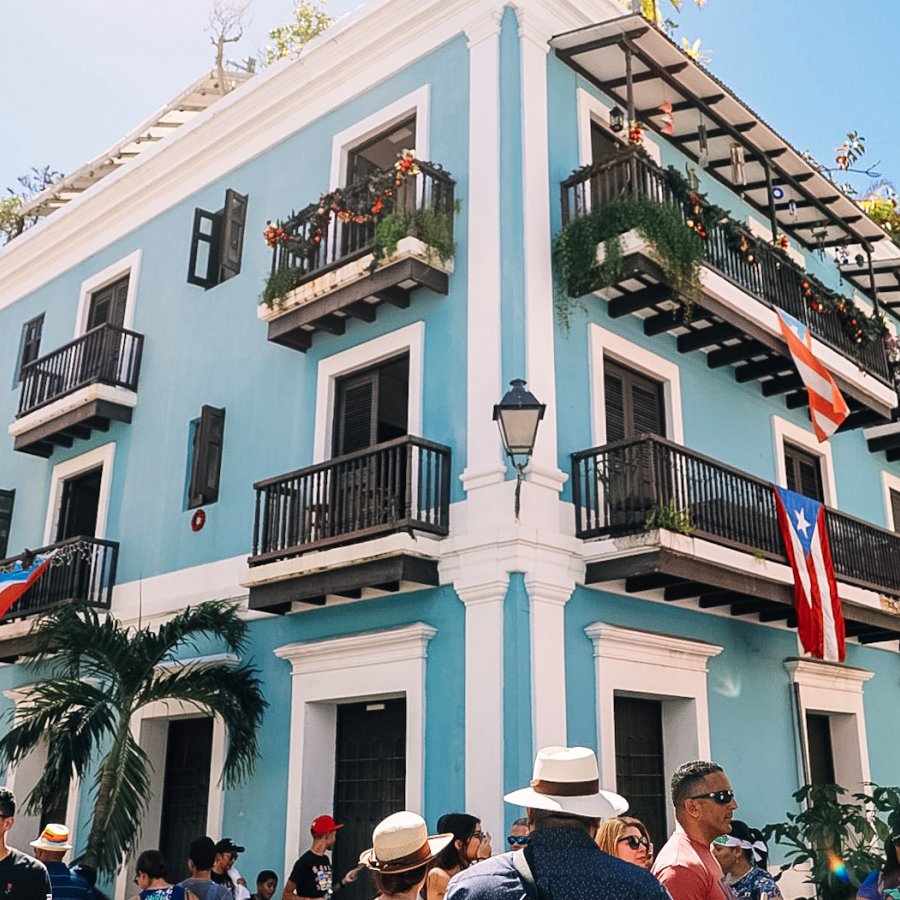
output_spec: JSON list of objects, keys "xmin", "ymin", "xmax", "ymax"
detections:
[
  {"xmin": 504, "ymin": 746, "xmax": 628, "ymax": 820},
  {"xmin": 359, "ymin": 811, "xmax": 453, "ymax": 874},
  {"xmin": 31, "ymin": 823, "xmax": 73, "ymax": 851}
]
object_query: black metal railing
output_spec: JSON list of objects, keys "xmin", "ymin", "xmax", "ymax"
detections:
[
  {"xmin": 572, "ymin": 434, "xmax": 900, "ymax": 596},
  {"xmin": 560, "ymin": 148, "xmax": 891, "ymax": 383},
  {"xmin": 0, "ymin": 536, "xmax": 118, "ymax": 621},
  {"xmin": 271, "ymin": 161, "xmax": 456, "ymax": 285},
  {"xmin": 251, "ymin": 436, "xmax": 452, "ymax": 563},
  {"xmin": 18, "ymin": 324, "xmax": 144, "ymax": 417}
]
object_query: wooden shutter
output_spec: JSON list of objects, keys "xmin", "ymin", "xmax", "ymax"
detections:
[
  {"xmin": 604, "ymin": 360, "xmax": 665, "ymax": 441},
  {"xmin": 18, "ymin": 314, "xmax": 44, "ymax": 381},
  {"xmin": 335, "ymin": 375, "xmax": 377, "ymax": 456},
  {"xmin": 187, "ymin": 208, "xmax": 222, "ymax": 289},
  {"xmin": 0, "ymin": 489, "xmax": 14, "ymax": 559},
  {"xmin": 891, "ymin": 489, "xmax": 900, "ymax": 533},
  {"xmin": 188, "ymin": 406, "xmax": 226, "ymax": 508},
  {"xmin": 605, "ymin": 366, "xmax": 626, "ymax": 443},
  {"xmin": 220, "ymin": 190, "xmax": 248, "ymax": 282},
  {"xmin": 784, "ymin": 443, "xmax": 824, "ymax": 502},
  {"xmin": 87, "ymin": 276, "xmax": 129, "ymax": 330}
]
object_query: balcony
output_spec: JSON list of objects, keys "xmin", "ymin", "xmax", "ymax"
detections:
[
  {"xmin": 10, "ymin": 324, "xmax": 144, "ymax": 456},
  {"xmin": 259, "ymin": 161, "xmax": 455, "ymax": 351},
  {"xmin": 0, "ymin": 536, "xmax": 117, "ymax": 623},
  {"xmin": 559, "ymin": 147, "xmax": 895, "ymax": 428},
  {"xmin": 245, "ymin": 436, "xmax": 451, "ymax": 612},
  {"xmin": 572, "ymin": 434, "xmax": 900, "ymax": 645}
]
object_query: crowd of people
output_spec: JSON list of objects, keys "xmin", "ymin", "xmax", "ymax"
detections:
[{"xmin": 1, "ymin": 748, "xmax": 899, "ymax": 900}]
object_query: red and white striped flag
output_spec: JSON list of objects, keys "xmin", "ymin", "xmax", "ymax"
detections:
[
  {"xmin": 0, "ymin": 551, "xmax": 55, "ymax": 619},
  {"xmin": 775, "ymin": 308, "xmax": 849, "ymax": 442}
]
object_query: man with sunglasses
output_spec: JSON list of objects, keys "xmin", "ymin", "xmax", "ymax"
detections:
[
  {"xmin": 652, "ymin": 761, "xmax": 737, "ymax": 899},
  {"xmin": 506, "ymin": 820, "xmax": 530, "ymax": 854}
]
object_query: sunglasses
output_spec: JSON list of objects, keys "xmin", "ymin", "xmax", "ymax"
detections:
[
  {"xmin": 689, "ymin": 790, "xmax": 735, "ymax": 805},
  {"xmin": 618, "ymin": 835, "xmax": 650, "ymax": 851},
  {"xmin": 471, "ymin": 831, "xmax": 491, "ymax": 842},
  {"xmin": 506, "ymin": 835, "xmax": 528, "ymax": 846}
]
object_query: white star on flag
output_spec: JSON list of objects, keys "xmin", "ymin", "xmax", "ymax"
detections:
[{"xmin": 794, "ymin": 507, "xmax": 811, "ymax": 537}]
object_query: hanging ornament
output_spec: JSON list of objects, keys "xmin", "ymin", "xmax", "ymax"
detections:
[
  {"xmin": 685, "ymin": 163, "xmax": 699, "ymax": 190},
  {"xmin": 658, "ymin": 100, "xmax": 674, "ymax": 136},
  {"xmin": 730, "ymin": 142, "xmax": 746, "ymax": 184},
  {"xmin": 698, "ymin": 121, "xmax": 709, "ymax": 168},
  {"xmin": 788, "ymin": 199, "xmax": 798, "ymax": 222},
  {"xmin": 628, "ymin": 120, "xmax": 644, "ymax": 145}
]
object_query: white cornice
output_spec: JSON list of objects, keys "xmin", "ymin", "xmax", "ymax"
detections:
[
  {"xmin": 586, "ymin": 621, "xmax": 723, "ymax": 672},
  {"xmin": 784, "ymin": 657, "xmax": 874, "ymax": 693}
]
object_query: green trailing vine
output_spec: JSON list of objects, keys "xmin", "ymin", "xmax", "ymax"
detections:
[{"xmin": 372, "ymin": 206, "xmax": 457, "ymax": 265}]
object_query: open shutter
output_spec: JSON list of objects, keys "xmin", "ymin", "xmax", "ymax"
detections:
[
  {"xmin": 604, "ymin": 367, "xmax": 626, "ymax": 443},
  {"xmin": 334, "ymin": 374, "xmax": 377, "ymax": 456},
  {"xmin": 891, "ymin": 489, "xmax": 900, "ymax": 534},
  {"xmin": 19, "ymin": 315, "xmax": 44, "ymax": 382},
  {"xmin": 189, "ymin": 406, "xmax": 226, "ymax": 508},
  {"xmin": 187, "ymin": 208, "xmax": 222, "ymax": 289},
  {"xmin": 0, "ymin": 489, "xmax": 14, "ymax": 559},
  {"xmin": 220, "ymin": 190, "xmax": 248, "ymax": 282}
]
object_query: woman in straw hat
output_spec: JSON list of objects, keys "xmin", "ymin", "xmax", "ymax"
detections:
[{"xmin": 359, "ymin": 811, "xmax": 452, "ymax": 900}]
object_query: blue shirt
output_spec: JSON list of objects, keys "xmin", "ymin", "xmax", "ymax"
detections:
[
  {"xmin": 44, "ymin": 862, "xmax": 92, "ymax": 900},
  {"xmin": 445, "ymin": 826, "xmax": 670, "ymax": 900}
]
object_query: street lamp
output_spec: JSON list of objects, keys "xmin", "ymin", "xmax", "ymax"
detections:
[
  {"xmin": 493, "ymin": 379, "xmax": 546, "ymax": 518},
  {"xmin": 609, "ymin": 106, "xmax": 625, "ymax": 134}
]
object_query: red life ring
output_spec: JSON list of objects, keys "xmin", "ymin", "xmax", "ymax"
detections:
[{"xmin": 191, "ymin": 509, "xmax": 206, "ymax": 532}]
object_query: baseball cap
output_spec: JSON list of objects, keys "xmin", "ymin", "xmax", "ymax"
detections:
[
  {"xmin": 311, "ymin": 815, "xmax": 343, "ymax": 836},
  {"xmin": 215, "ymin": 838, "xmax": 245, "ymax": 855}
]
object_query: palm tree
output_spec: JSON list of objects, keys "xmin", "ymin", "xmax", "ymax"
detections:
[{"xmin": 0, "ymin": 600, "xmax": 267, "ymax": 874}]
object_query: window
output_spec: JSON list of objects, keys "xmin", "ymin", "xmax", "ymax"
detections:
[
  {"xmin": 348, "ymin": 116, "xmax": 416, "ymax": 184},
  {"xmin": 784, "ymin": 442, "xmax": 824, "ymax": 502},
  {"xmin": 187, "ymin": 189, "xmax": 248, "ymax": 289},
  {"xmin": 188, "ymin": 406, "xmax": 226, "ymax": 509},
  {"xmin": 0, "ymin": 489, "xmax": 13, "ymax": 559},
  {"xmin": 18, "ymin": 315, "xmax": 44, "ymax": 382},
  {"xmin": 56, "ymin": 468, "xmax": 102, "ymax": 541},
  {"xmin": 86, "ymin": 275, "xmax": 128, "ymax": 329},
  {"xmin": 806, "ymin": 713, "xmax": 836, "ymax": 785},
  {"xmin": 614, "ymin": 696, "xmax": 667, "ymax": 849},
  {"xmin": 605, "ymin": 359, "xmax": 666, "ymax": 442},
  {"xmin": 332, "ymin": 355, "xmax": 409, "ymax": 457},
  {"xmin": 591, "ymin": 120, "xmax": 617, "ymax": 167},
  {"xmin": 890, "ymin": 488, "xmax": 900, "ymax": 534}
]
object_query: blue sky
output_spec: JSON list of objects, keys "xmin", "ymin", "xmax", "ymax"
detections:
[{"xmin": 2, "ymin": 1, "xmax": 898, "ymax": 199}]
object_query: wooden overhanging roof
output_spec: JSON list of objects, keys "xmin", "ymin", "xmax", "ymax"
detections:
[
  {"xmin": 550, "ymin": 15, "xmax": 900, "ymax": 311},
  {"xmin": 20, "ymin": 68, "xmax": 253, "ymax": 219}
]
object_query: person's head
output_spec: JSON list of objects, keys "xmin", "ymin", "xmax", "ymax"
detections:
[
  {"xmin": 0, "ymin": 789, "xmax": 13, "ymax": 849},
  {"xmin": 135, "ymin": 850, "xmax": 168, "ymax": 890},
  {"xmin": 671, "ymin": 760, "xmax": 737, "ymax": 843},
  {"xmin": 188, "ymin": 836, "xmax": 216, "ymax": 875},
  {"xmin": 711, "ymin": 820, "xmax": 755, "ymax": 877},
  {"xmin": 214, "ymin": 838, "xmax": 244, "ymax": 873},
  {"xmin": 528, "ymin": 808, "xmax": 601, "ymax": 840},
  {"xmin": 360, "ymin": 811, "xmax": 453, "ymax": 895},
  {"xmin": 255, "ymin": 871, "xmax": 278, "ymax": 900},
  {"xmin": 595, "ymin": 817, "xmax": 651, "ymax": 868},
  {"xmin": 506, "ymin": 818, "xmax": 529, "ymax": 852},
  {"xmin": 30, "ymin": 823, "xmax": 73, "ymax": 862},
  {"xmin": 433, "ymin": 813, "xmax": 481, "ymax": 871},
  {"xmin": 311, "ymin": 815, "xmax": 342, "ymax": 851}
]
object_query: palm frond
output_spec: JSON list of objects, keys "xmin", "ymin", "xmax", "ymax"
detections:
[
  {"xmin": 141, "ymin": 599, "xmax": 249, "ymax": 662},
  {"xmin": 137, "ymin": 663, "xmax": 267, "ymax": 787}
]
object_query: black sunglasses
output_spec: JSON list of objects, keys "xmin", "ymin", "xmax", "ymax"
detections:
[
  {"xmin": 688, "ymin": 790, "xmax": 735, "ymax": 805},
  {"xmin": 506, "ymin": 835, "xmax": 528, "ymax": 846},
  {"xmin": 618, "ymin": 835, "xmax": 650, "ymax": 851}
]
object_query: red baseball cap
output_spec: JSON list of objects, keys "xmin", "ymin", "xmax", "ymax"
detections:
[{"xmin": 311, "ymin": 815, "xmax": 343, "ymax": 836}]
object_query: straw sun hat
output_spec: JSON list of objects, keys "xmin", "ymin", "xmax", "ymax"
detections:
[{"xmin": 359, "ymin": 811, "xmax": 453, "ymax": 874}]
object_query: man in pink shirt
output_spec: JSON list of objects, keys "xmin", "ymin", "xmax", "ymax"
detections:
[{"xmin": 652, "ymin": 761, "xmax": 737, "ymax": 900}]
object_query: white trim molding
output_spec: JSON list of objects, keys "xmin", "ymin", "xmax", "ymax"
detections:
[
  {"xmin": 585, "ymin": 621, "xmax": 722, "ymax": 831},
  {"xmin": 43, "ymin": 442, "xmax": 116, "ymax": 545},
  {"xmin": 785, "ymin": 658, "xmax": 873, "ymax": 791},
  {"xmin": 880, "ymin": 469, "xmax": 900, "ymax": 531},
  {"xmin": 589, "ymin": 322, "xmax": 685, "ymax": 446},
  {"xmin": 74, "ymin": 249, "xmax": 142, "ymax": 335},
  {"xmin": 772, "ymin": 414, "xmax": 837, "ymax": 507},
  {"xmin": 313, "ymin": 321, "xmax": 424, "ymax": 463},
  {"xmin": 274, "ymin": 623, "xmax": 436, "ymax": 878}
]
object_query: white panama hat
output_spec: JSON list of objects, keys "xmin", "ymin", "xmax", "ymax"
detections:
[
  {"xmin": 358, "ymin": 811, "xmax": 453, "ymax": 874},
  {"xmin": 504, "ymin": 746, "xmax": 628, "ymax": 819}
]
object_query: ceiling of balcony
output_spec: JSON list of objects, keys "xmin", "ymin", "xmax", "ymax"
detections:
[{"xmin": 551, "ymin": 15, "xmax": 900, "ymax": 311}]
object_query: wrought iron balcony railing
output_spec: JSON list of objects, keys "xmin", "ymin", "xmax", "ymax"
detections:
[
  {"xmin": 560, "ymin": 148, "xmax": 891, "ymax": 384},
  {"xmin": 250, "ymin": 436, "xmax": 451, "ymax": 564},
  {"xmin": 18, "ymin": 324, "xmax": 144, "ymax": 417},
  {"xmin": 270, "ymin": 161, "xmax": 456, "ymax": 286},
  {"xmin": 0, "ymin": 536, "xmax": 118, "ymax": 621},
  {"xmin": 572, "ymin": 434, "xmax": 900, "ymax": 597}
]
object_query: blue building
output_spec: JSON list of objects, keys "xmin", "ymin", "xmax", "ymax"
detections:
[{"xmin": 2, "ymin": 1, "xmax": 900, "ymax": 896}]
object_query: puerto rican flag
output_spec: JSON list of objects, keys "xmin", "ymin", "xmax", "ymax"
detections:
[
  {"xmin": 774, "ymin": 485, "xmax": 845, "ymax": 662},
  {"xmin": 0, "ymin": 552, "xmax": 55, "ymax": 620},
  {"xmin": 775, "ymin": 308, "xmax": 849, "ymax": 442}
]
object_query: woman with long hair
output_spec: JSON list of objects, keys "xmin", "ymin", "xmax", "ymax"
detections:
[
  {"xmin": 711, "ymin": 820, "xmax": 782, "ymax": 899},
  {"xmin": 425, "ymin": 813, "xmax": 485, "ymax": 900},
  {"xmin": 595, "ymin": 817, "xmax": 652, "ymax": 870}
]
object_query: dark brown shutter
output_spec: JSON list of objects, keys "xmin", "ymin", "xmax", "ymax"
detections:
[
  {"xmin": 220, "ymin": 190, "xmax": 248, "ymax": 282},
  {"xmin": 891, "ymin": 489, "xmax": 900, "ymax": 533},
  {"xmin": 19, "ymin": 314, "xmax": 44, "ymax": 381},
  {"xmin": 605, "ymin": 367, "xmax": 626, "ymax": 443},
  {"xmin": 0, "ymin": 489, "xmax": 14, "ymax": 559},
  {"xmin": 187, "ymin": 208, "xmax": 222, "ymax": 289},
  {"xmin": 87, "ymin": 276, "xmax": 129, "ymax": 330},
  {"xmin": 189, "ymin": 406, "xmax": 226, "ymax": 508},
  {"xmin": 784, "ymin": 443, "xmax": 824, "ymax": 502},
  {"xmin": 605, "ymin": 360, "xmax": 665, "ymax": 441},
  {"xmin": 335, "ymin": 375, "xmax": 377, "ymax": 456}
]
